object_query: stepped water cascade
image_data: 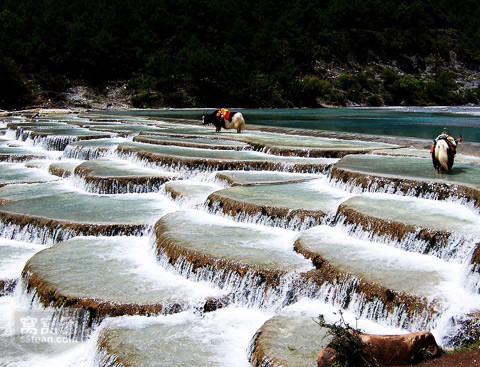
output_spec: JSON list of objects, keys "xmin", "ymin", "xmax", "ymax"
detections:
[{"xmin": 0, "ymin": 110, "xmax": 479, "ymax": 366}]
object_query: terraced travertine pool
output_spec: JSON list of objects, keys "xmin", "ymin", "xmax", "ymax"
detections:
[{"xmin": 0, "ymin": 110, "xmax": 479, "ymax": 367}]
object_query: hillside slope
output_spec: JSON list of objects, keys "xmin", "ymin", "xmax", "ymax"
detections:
[{"xmin": 1, "ymin": 0, "xmax": 480, "ymax": 109}]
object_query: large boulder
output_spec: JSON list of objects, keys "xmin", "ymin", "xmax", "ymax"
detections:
[{"xmin": 318, "ymin": 331, "xmax": 441, "ymax": 366}]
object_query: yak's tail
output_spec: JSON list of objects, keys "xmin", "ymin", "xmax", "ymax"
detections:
[
  {"xmin": 433, "ymin": 139, "xmax": 451, "ymax": 172},
  {"xmin": 225, "ymin": 112, "xmax": 246, "ymax": 133}
]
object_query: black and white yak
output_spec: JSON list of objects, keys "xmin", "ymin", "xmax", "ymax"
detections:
[
  {"xmin": 202, "ymin": 109, "xmax": 245, "ymax": 133},
  {"xmin": 431, "ymin": 134, "xmax": 462, "ymax": 173}
]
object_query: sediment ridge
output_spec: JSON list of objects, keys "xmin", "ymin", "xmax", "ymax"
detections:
[
  {"xmin": 0, "ymin": 211, "xmax": 147, "ymax": 244},
  {"xmin": 330, "ymin": 163, "xmax": 480, "ymax": 210}
]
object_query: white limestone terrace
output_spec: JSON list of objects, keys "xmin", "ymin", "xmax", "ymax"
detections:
[
  {"xmin": 333, "ymin": 154, "xmax": 480, "ymax": 189},
  {"xmin": 207, "ymin": 177, "xmax": 352, "ymax": 229},
  {"xmin": 134, "ymin": 134, "xmax": 251, "ymax": 150},
  {"xmin": 214, "ymin": 170, "xmax": 320, "ymax": 186},
  {"xmin": 96, "ymin": 307, "xmax": 272, "ymax": 367},
  {"xmin": 115, "ymin": 141, "xmax": 338, "ymax": 173},
  {"xmin": 0, "ymin": 110, "xmax": 479, "ymax": 365},
  {"xmin": 296, "ymin": 225, "xmax": 465, "ymax": 299},
  {"xmin": 0, "ymin": 190, "xmax": 178, "ymax": 244},
  {"xmin": 0, "ymin": 162, "xmax": 59, "ymax": 188},
  {"xmin": 72, "ymin": 158, "xmax": 181, "ymax": 194},
  {"xmin": 335, "ymin": 193, "xmax": 480, "ymax": 262},
  {"xmin": 23, "ymin": 236, "xmax": 226, "ymax": 321},
  {"xmin": 0, "ymin": 181, "xmax": 77, "ymax": 202},
  {"xmin": 373, "ymin": 147, "xmax": 480, "ymax": 165},
  {"xmin": 155, "ymin": 210, "xmax": 312, "ymax": 274},
  {"xmin": 294, "ymin": 225, "xmax": 480, "ymax": 345},
  {"xmin": 62, "ymin": 137, "xmax": 128, "ymax": 160},
  {"xmin": 232, "ymin": 130, "xmax": 395, "ymax": 148},
  {"xmin": 163, "ymin": 180, "xmax": 224, "ymax": 207},
  {"xmin": 0, "ymin": 140, "xmax": 48, "ymax": 161}
]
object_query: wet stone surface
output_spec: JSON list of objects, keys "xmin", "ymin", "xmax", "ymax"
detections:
[
  {"xmin": 116, "ymin": 141, "xmax": 337, "ymax": 172},
  {"xmin": 249, "ymin": 313, "xmax": 333, "ymax": 367},
  {"xmin": 23, "ymin": 236, "xmax": 224, "ymax": 318},
  {"xmin": 334, "ymin": 154, "xmax": 480, "ymax": 189},
  {"xmin": 0, "ymin": 191, "xmax": 177, "ymax": 243},
  {"xmin": 226, "ymin": 130, "xmax": 396, "ymax": 157},
  {"xmin": 73, "ymin": 159, "xmax": 180, "ymax": 194},
  {"xmin": 49, "ymin": 161, "xmax": 81, "ymax": 177},
  {"xmin": 0, "ymin": 144, "xmax": 47, "ymax": 162},
  {"xmin": 338, "ymin": 195, "xmax": 480, "ymax": 235},
  {"xmin": 87, "ymin": 124, "xmax": 165, "ymax": 136},
  {"xmin": 373, "ymin": 147, "xmax": 480, "ymax": 164},
  {"xmin": 97, "ymin": 308, "xmax": 267, "ymax": 367},
  {"xmin": 63, "ymin": 137, "xmax": 127, "ymax": 160},
  {"xmin": 0, "ymin": 181, "xmax": 75, "ymax": 203},
  {"xmin": 155, "ymin": 210, "xmax": 312, "ymax": 274},
  {"xmin": 207, "ymin": 178, "xmax": 350, "ymax": 228},
  {"xmin": 134, "ymin": 134, "xmax": 250, "ymax": 150},
  {"xmin": 294, "ymin": 225, "xmax": 455, "ymax": 298},
  {"xmin": 215, "ymin": 170, "xmax": 319, "ymax": 186},
  {"xmin": 163, "ymin": 180, "xmax": 223, "ymax": 203},
  {"xmin": 0, "ymin": 162, "xmax": 58, "ymax": 188}
]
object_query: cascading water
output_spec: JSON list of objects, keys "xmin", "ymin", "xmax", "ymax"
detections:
[{"xmin": 1, "ymin": 110, "xmax": 479, "ymax": 366}]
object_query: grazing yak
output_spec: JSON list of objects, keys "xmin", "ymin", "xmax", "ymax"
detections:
[
  {"xmin": 431, "ymin": 128, "xmax": 462, "ymax": 173},
  {"xmin": 202, "ymin": 109, "xmax": 245, "ymax": 133}
]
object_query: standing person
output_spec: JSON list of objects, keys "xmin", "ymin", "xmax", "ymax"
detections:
[{"xmin": 434, "ymin": 127, "xmax": 460, "ymax": 148}]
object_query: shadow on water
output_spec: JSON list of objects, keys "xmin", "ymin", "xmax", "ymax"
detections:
[{"xmin": 447, "ymin": 166, "xmax": 470, "ymax": 175}]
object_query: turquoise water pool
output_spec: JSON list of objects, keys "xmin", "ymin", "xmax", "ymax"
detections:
[{"xmin": 104, "ymin": 107, "xmax": 480, "ymax": 142}]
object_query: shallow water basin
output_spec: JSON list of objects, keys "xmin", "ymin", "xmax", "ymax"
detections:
[
  {"xmin": 155, "ymin": 210, "xmax": 312, "ymax": 272},
  {"xmin": 215, "ymin": 170, "xmax": 319, "ymax": 185},
  {"xmin": 0, "ymin": 191, "xmax": 177, "ymax": 226},
  {"xmin": 25, "ymin": 236, "xmax": 223, "ymax": 305},
  {"xmin": 0, "ymin": 163, "xmax": 58, "ymax": 187},
  {"xmin": 336, "ymin": 154, "xmax": 480, "ymax": 188},
  {"xmin": 296, "ymin": 225, "xmax": 461, "ymax": 297}
]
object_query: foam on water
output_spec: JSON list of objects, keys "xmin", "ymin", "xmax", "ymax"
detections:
[
  {"xmin": 281, "ymin": 298, "xmax": 407, "ymax": 335},
  {"xmin": 0, "ymin": 238, "xmax": 44, "ymax": 280},
  {"xmin": 303, "ymin": 225, "xmax": 466, "ymax": 298},
  {"xmin": 97, "ymin": 307, "xmax": 274, "ymax": 367},
  {"xmin": 360, "ymin": 192, "xmax": 480, "ymax": 231},
  {"xmin": 0, "ymin": 287, "xmax": 101, "ymax": 367},
  {"xmin": 107, "ymin": 235, "xmax": 227, "ymax": 300}
]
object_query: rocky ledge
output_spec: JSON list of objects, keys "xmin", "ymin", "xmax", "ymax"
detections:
[
  {"xmin": 21, "ymin": 236, "xmax": 224, "ymax": 336},
  {"xmin": 153, "ymin": 210, "xmax": 313, "ymax": 305},
  {"xmin": 206, "ymin": 182, "xmax": 330, "ymax": 229},
  {"xmin": 334, "ymin": 196, "xmax": 478, "ymax": 261},
  {"xmin": 116, "ymin": 141, "xmax": 336, "ymax": 173},
  {"xmin": 73, "ymin": 159, "xmax": 179, "ymax": 194},
  {"xmin": 330, "ymin": 154, "xmax": 480, "ymax": 209},
  {"xmin": 294, "ymin": 226, "xmax": 447, "ymax": 331},
  {"xmin": 249, "ymin": 313, "xmax": 333, "ymax": 367}
]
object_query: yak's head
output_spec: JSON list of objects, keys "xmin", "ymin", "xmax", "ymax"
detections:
[{"xmin": 202, "ymin": 110, "xmax": 216, "ymax": 125}]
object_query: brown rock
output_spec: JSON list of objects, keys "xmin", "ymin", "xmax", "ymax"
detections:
[
  {"xmin": 360, "ymin": 331, "xmax": 441, "ymax": 366},
  {"xmin": 318, "ymin": 331, "xmax": 442, "ymax": 367},
  {"xmin": 329, "ymin": 166, "xmax": 480, "ymax": 210},
  {"xmin": 317, "ymin": 346, "xmax": 338, "ymax": 367}
]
